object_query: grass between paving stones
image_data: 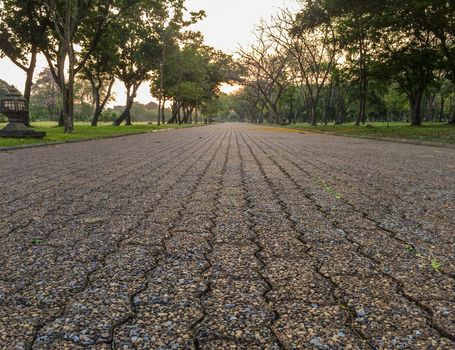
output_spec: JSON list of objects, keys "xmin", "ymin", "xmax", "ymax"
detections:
[
  {"xmin": 0, "ymin": 121, "xmax": 202, "ymax": 148},
  {"xmin": 273, "ymin": 122, "xmax": 455, "ymax": 145}
]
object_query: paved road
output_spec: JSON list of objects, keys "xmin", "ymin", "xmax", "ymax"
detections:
[{"xmin": 0, "ymin": 124, "xmax": 454, "ymax": 349}]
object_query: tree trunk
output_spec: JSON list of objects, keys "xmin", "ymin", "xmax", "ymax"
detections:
[
  {"xmin": 90, "ymin": 76, "xmax": 114, "ymax": 127},
  {"xmin": 288, "ymin": 94, "xmax": 294, "ymax": 124},
  {"xmin": 258, "ymin": 104, "xmax": 265, "ymax": 124},
  {"xmin": 356, "ymin": 96, "xmax": 365, "ymax": 126},
  {"xmin": 182, "ymin": 107, "xmax": 188, "ymax": 124},
  {"xmin": 157, "ymin": 61, "xmax": 164, "ymax": 126},
  {"xmin": 177, "ymin": 107, "xmax": 182, "ymax": 125},
  {"xmin": 410, "ymin": 89, "xmax": 424, "ymax": 126},
  {"xmin": 439, "ymin": 96, "xmax": 445, "ymax": 122},
  {"xmin": 125, "ymin": 112, "xmax": 132, "ymax": 125},
  {"xmin": 114, "ymin": 96, "xmax": 134, "ymax": 126},
  {"xmin": 310, "ymin": 106, "xmax": 317, "ymax": 126},
  {"xmin": 195, "ymin": 105, "xmax": 198, "ymax": 124},
  {"xmin": 357, "ymin": 79, "xmax": 368, "ymax": 125},
  {"xmin": 59, "ymin": 43, "xmax": 76, "ymax": 134},
  {"xmin": 23, "ymin": 46, "xmax": 38, "ymax": 127},
  {"xmin": 334, "ymin": 86, "xmax": 344, "ymax": 124},
  {"xmin": 56, "ymin": 45, "xmax": 75, "ymax": 134},
  {"xmin": 270, "ymin": 104, "xmax": 281, "ymax": 124},
  {"xmin": 449, "ymin": 106, "xmax": 455, "ymax": 125},
  {"xmin": 114, "ymin": 84, "xmax": 138, "ymax": 126},
  {"xmin": 157, "ymin": 96, "xmax": 162, "ymax": 125},
  {"xmin": 92, "ymin": 108, "xmax": 101, "ymax": 127},
  {"xmin": 57, "ymin": 45, "xmax": 69, "ymax": 130},
  {"xmin": 58, "ymin": 111, "xmax": 64, "ymax": 127},
  {"xmin": 65, "ymin": 63, "xmax": 75, "ymax": 133},
  {"xmin": 335, "ymin": 92, "xmax": 346, "ymax": 125},
  {"xmin": 168, "ymin": 101, "xmax": 179, "ymax": 124},
  {"xmin": 161, "ymin": 98, "xmax": 166, "ymax": 124},
  {"xmin": 356, "ymin": 38, "xmax": 368, "ymax": 126},
  {"xmin": 188, "ymin": 107, "xmax": 194, "ymax": 124},
  {"xmin": 91, "ymin": 83, "xmax": 101, "ymax": 127},
  {"xmin": 324, "ymin": 80, "xmax": 333, "ymax": 125}
]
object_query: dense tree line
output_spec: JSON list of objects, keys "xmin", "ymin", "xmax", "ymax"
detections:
[
  {"xmin": 0, "ymin": 0, "xmax": 238, "ymax": 132},
  {"xmin": 235, "ymin": 0, "xmax": 455, "ymax": 126}
]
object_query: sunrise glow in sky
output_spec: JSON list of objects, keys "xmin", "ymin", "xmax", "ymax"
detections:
[{"xmin": 0, "ymin": 0, "xmax": 297, "ymax": 105}]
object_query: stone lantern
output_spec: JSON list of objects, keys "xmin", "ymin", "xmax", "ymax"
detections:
[{"xmin": 0, "ymin": 87, "xmax": 46, "ymax": 138}]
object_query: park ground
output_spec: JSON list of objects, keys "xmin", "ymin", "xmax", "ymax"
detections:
[
  {"xmin": 0, "ymin": 124, "xmax": 454, "ymax": 349},
  {"xmin": 275, "ymin": 122, "xmax": 455, "ymax": 145},
  {"xmin": 0, "ymin": 122, "xmax": 200, "ymax": 148}
]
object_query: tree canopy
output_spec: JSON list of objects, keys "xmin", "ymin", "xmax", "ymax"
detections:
[
  {"xmin": 0, "ymin": 0, "xmax": 238, "ymax": 130},
  {"xmin": 232, "ymin": 0, "xmax": 455, "ymax": 126}
]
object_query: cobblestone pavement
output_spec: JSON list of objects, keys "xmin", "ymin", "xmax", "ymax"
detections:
[{"xmin": 0, "ymin": 124, "xmax": 454, "ymax": 350}]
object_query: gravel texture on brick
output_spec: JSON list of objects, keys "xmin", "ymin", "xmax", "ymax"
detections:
[{"xmin": 0, "ymin": 124, "xmax": 454, "ymax": 349}]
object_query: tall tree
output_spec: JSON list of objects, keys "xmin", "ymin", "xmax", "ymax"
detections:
[
  {"xmin": 0, "ymin": 0, "xmax": 49, "ymax": 126},
  {"xmin": 81, "ymin": 24, "xmax": 118, "ymax": 126},
  {"xmin": 112, "ymin": 2, "xmax": 163, "ymax": 126},
  {"xmin": 42, "ymin": 0, "xmax": 139, "ymax": 132},
  {"xmin": 161, "ymin": 38, "xmax": 238, "ymax": 124},
  {"xmin": 30, "ymin": 68, "xmax": 61, "ymax": 121},
  {"xmin": 239, "ymin": 27, "xmax": 292, "ymax": 125},
  {"xmin": 293, "ymin": 1, "xmax": 380, "ymax": 125},
  {"xmin": 151, "ymin": 1, "xmax": 205, "ymax": 125},
  {"xmin": 266, "ymin": 8, "xmax": 337, "ymax": 126}
]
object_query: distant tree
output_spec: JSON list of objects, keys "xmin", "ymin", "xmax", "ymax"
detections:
[
  {"xmin": 164, "ymin": 41, "xmax": 238, "ymax": 124},
  {"xmin": 73, "ymin": 76, "xmax": 96, "ymax": 122},
  {"xmin": 0, "ymin": 79, "xmax": 12, "ymax": 120},
  {"xmin": 0, "ymin": 79, "xmax": 11, "ymax": 99},
  {"xmin": 230, "ymin": 86, "xmax": 267, "ymax": 123},
  {"xmin": 112, "ymin": 2, "xmax": 164, "ymax": 126},
  {"xmin": 30, "ymin": 68, "xmax": 61, "ymax": 121},
  {"xmin": 293, "ymin": 1, "xmax": 381, "ymax": 125},
  {"xmin": 239, "ymin": 27, "xmax": 293, "ymax": 125},
  {"xmin": 265, "ymin": 8, "xmax": 338, "ymax": 125},
  {"xmin": 150, "ymin": 0, "xmax": 205, "ymax": 125}
]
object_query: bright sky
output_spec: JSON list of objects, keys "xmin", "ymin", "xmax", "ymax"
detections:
[{"xmin": 0, "ymin": 0, "xmax": 298, "ymax": 105}]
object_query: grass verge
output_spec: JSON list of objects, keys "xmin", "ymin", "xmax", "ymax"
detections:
[
  {"xmin": 275, "ymin": 122, "xmax": 455, "ymax": 145},
  {"xmin": 0, "ymin": 122, "xmax": 201, "ymax": 148}
]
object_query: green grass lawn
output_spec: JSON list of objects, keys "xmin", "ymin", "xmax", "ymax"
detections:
[
  {"xmin": 279, "ymin": 122, "xmax": 455, "ymax": 145},
  {"xmin": 0, "ymin": 121, "xmax": 200, "ymax": 148}
]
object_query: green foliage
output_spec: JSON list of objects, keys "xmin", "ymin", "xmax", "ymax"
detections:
[
  {"xmin": 112, "ymin": 16, "xmax": 161, "ymax": 87},
  {"xmin": 431, "ymin": 259, "xmax": 443, "ymax": 273},
  {"xmin": 404, "ymin": 245, "xmax": 417, "ymax": 254},
  {"xmin": 0, "ymin": 79, "xmax": 11, "ymax": 98},
  {"xmin": 0, "ymin": 0, "xmax": 240, "ymax": 129},
  {"xmin": 161, "ymin": 43, "xmax": 238, "ymax": 107},
  {"xmin": 287, "ymin": 0, "xmax": 455, "ymax": 126},
  {"xmin": 0, "ymin": 79, "xmax": 12, "ymax": 121},
  {"xmin": 0, "ymin": 0, "xmax": 49, "ymax": 68},
  {"xmin": 313, "ymin": 176, "xmax": 343, "ymax": 199},
  {"xmin": 201, "ymin": 94, "xmax": 234, "ymax": 121},
  {"xmin": 30, "ymin": 68, "xmax": 61, "ymax": 121},
  {"xmin": 384, "ymin": 85, "xmax": 409, "ymax": 120}
]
